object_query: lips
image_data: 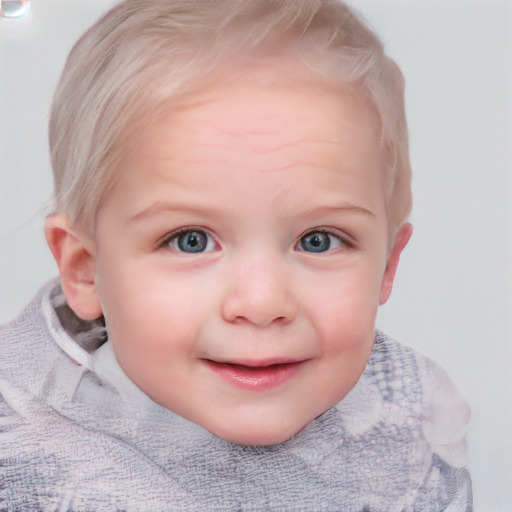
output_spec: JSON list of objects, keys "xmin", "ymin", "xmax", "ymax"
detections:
[{"xmin": 204, "ymin": 358, "xmax": 307, "ymax": 391}]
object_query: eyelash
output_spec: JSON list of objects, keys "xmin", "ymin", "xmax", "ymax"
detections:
[
  {"xmin": 157, "ymin": 226, "xmax": 353, "ymax": 255},
  {"xmin": 295, "ymin": 228, "xmax": 353, "ymax": 254},
  {"xmin": 157, "ymin": 227, "xmax": 217, "ymax": 253}
]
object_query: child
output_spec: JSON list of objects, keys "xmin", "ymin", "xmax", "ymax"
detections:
[{"xmin": 0, "ymin": 0, "xmax": 472, "ymax": 510}]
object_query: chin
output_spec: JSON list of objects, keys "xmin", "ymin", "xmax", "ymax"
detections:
[{"xmin": 210, "ymin": 418, "xmax": 309, "ymax": 446}]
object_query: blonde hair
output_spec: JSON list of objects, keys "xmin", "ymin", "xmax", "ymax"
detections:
[{"xmin": 49, "ymin": 0, "xmax": 411, "ymax": 237}]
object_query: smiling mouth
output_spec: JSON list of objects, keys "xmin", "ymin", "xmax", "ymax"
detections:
[{"xmin": 204, "ymin": 359, "xmax": 307, "ymax": 391}]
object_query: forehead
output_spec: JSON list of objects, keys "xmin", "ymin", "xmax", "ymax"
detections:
[
  {"xmin": 105, "ymin": 66, "xmax": 386, "ymax": 223},
  {"xmin": 132, "ymin": 68, "xmax": 381, "ymax": 171}
]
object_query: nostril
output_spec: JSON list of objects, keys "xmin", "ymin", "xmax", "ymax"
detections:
[
  {"xmin": 224, "ymin": 303, "xmax": 297, "ymax": 327},
  {"xmin": 220, "ymin": 266, "xmax": 299, "ymax": 326}
]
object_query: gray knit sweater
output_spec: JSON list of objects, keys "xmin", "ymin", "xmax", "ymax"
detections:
[{"xmin": 0, "ymin": 281, "xmax": 472, "ymax": 511}]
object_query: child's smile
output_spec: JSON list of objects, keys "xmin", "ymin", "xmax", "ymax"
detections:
[
  {"xmin": 88, "ymin": 64, "xmax": 404, "ymax": 445},
  {"xmin": 204, "ymin": 358, "xmax": 309, "ymax": 391}
]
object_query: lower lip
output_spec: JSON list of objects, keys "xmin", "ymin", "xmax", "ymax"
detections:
[{"xmin": 205, "ymin": 360, "xmax": 306, "ymax": 391}]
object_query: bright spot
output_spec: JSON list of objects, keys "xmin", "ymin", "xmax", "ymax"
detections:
[{"xmin": 0, "ymin": 0, "xmax": 30, "ymax": 18}]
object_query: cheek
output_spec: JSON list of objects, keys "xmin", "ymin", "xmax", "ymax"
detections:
[
  {"xmin": 97, "ymin": 266, "xmax": 213, "ymax": 359},
  {"xmin": 304, "ymin": 266, "xmax": 382, "ymax": 348}
]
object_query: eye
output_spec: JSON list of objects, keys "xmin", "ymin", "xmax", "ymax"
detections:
[
  {"xmin": 297, "ymin": 230, "xmax": 345, "ymax": 253},
  {"xmin": 162, "ymin": 228, "xmax": 216, "ymax": 253}
]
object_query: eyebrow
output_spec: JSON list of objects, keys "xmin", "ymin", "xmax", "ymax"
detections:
[
  {"xmin": 126, "ymin": 200, "xmax": 375, "ymax": 226},
  {"xmin": 298, "ymin": 204, "xmax": 374, "ymax": 217},
  {"xmin": 126, "ymin": 200, "xmax": 222, "ymax": 225},
  {"xmin": 282, "ymin": 204, "xmax": 375, "ymax": 226}
]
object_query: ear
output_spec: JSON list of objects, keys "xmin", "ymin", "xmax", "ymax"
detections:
[
  {"xmin": 44, "ymin": 214, "xmax": 103, "ymax": 320},
  {"xmin": 379, "ymin": 222, "xmax": 413, "ymax": 305}
]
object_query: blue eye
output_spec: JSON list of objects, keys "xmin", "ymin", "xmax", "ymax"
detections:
[
  {"xmin": 298, "ymin": 231, "xmax": 343, "ymax": 253},
  {"xmin": 165, "ymin": 229, "xmax": 216, "ymax": 253}
]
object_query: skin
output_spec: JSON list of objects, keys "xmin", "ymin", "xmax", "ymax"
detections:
[{"xmin": 46, "ymin": 65, "xmax": 412, "ymax": 446}]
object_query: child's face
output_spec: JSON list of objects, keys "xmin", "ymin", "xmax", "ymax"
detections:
[{"xmin": 90, "ymin": 68, "xmax": 395, "ymax": 445}]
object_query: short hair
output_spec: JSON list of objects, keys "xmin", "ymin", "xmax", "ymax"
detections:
[{"xmin": 49, "ymin": 0, "xmax": 411, "ymax": 238}]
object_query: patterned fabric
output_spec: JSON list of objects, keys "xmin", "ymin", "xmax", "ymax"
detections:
[{"xmin": 0, "ymin": 281, "xmax": 472, "ymax": 511}]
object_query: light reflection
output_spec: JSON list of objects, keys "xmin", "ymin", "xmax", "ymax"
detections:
[{"xmin": 0, "ymin": 0, "xmax": 30, "ymax": 18}]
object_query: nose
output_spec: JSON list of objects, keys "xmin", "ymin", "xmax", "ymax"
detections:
[{"xmin": 221, "ymin": 255, "xmax": 299, "ymax": 327}]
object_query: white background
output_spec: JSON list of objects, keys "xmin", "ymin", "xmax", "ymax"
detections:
[{"xmin": 1, "ymin": 1, "xmax": 511, "ymax": 509}]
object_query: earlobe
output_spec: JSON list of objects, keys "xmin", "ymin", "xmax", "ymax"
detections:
[
  {"xmin": 44, "ymin": 214, "xmax": 103, "ymax": 320},
  {"xmin": 379, "ymin": 223, "xmax": 413, "ymax": 305}
]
